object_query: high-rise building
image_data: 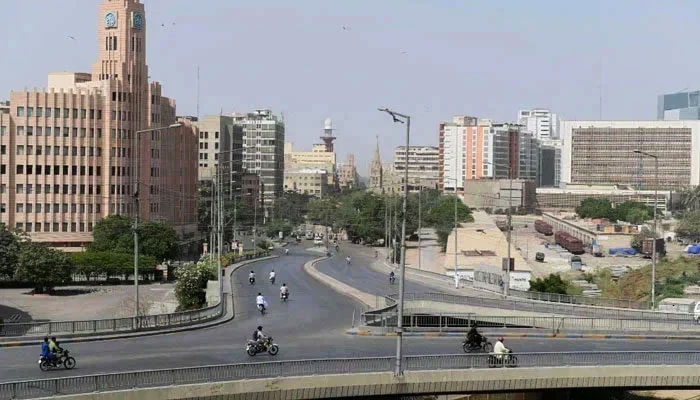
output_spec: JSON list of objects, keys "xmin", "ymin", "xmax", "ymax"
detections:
[
  {"xmin": 392, "ymin": 146, "xmax": 439, "ymax": 192},
  {"xmin": 194, "ymin": 115, "xmax": 243, "ymax": 185},
  {"xmin": 0, "ymin": 0, "xmax": 198, "ymax": 251},
  {"xmin": 369, "ymin": 137, "xmax": 383, "ymax": 193},
  {"xmin": 439, "ymin": 116, "xmax": 475, "ymax": 192},
  {"xmin": 658, "ymin": 91, "xmax": 700, "ymax": 120},
  {"xmin": 518, "ymin": 108, "xmax": 559, "ymax": 140},
  {"xmin": 560, "ymin": 120, "xmax": 700, "ymax": 189},
  {"xmin": 338, "ymin": 153, "xmax": 359, "ymax": 189},
  {"xmin": 284, "ymin": 141, "xmax": 336, "ymax": 187},
  {"xmin": 235, "ymin": 109, "xmax": 285, "ymax": 208},
  {"xmin": 538, "ymin": 140, "xmax": 561, "ymax": 187}
]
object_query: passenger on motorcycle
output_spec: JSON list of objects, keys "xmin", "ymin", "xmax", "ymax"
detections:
[
  {"xmin": 49, "ymin": 337, "xmax": 63, "ymax": 364},
  {"xmin": 493, "ymin": 337, "xmax": 510, "ymax": 359},
  {"xmin": 467, "ymin": 324, "xmax": 483, "ymax": 347},
  {"xmin": 280, "ymin": 283, "xmax": 288, "ymax": 299}
]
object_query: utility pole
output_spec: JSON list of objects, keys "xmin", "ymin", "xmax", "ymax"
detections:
[
  {"xmin": 634, "ymin": 150, "xmax": 658, "ymax": 309},
  {"xmin": 418, "ymin": 185, "xmax": 422, "ymax": 270}
]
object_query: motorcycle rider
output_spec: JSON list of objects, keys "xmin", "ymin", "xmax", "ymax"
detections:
[
  {"xmin": 280, "ymin": 283, "xmax": 289, "ymax": 300},
  {"xmin": 252, "ymin": 325, "xmax": 267, "ymax": 350},
  {"xmin": 389, "ymin": 271, "xmax": 395, "ymax": 283},
  {"xmin": 345, "ymin": 256, "xmax": 351, "ymax": 265},
  {"xmin": 467, "ymin": 323, "xmax": 483, "ymax": 348},
  {"xmin": 285, "ymin": 248, "xmax": 289, "ymax": 255},
  {"xmin": 269, "ymin": 270, "xmax": 276, "ymax": 282},
  {"xmin": 41, "ymin": 337, "xmax": 54, "ymax": 364},
  {"xmin": 256, "ymin": 292, "xmax": 267, "ymax": 312},
  {"xmin": 249, "ymin": 271, "xmax": 255, "ymax": 284},
  {"xmin": 493, "ymin": 337, "xmax": 510, "ymax": 360},
  {"xmin": 49, "ymin": 336, "xmax": 63, "ymax": 364}
]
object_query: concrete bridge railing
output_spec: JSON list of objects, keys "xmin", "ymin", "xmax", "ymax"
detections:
[{"xmin": 4, "ymin": 352, "xmax": 700, "ymax": 399}]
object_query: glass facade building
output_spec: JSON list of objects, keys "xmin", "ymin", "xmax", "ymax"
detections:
[{"xmin": 658, "ymin": 91, "xmax": 700, "ymax": 120}]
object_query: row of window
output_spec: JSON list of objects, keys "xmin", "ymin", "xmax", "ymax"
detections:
[
  {"xmin": 10, "ymin": 221, "xmax": 94, "ymax": 234},
  {"xmin": 199, "ymin": 142, "xmax": 219, "ymax": 150},
  {"xmin": 13, "ymin": 183, "xmax": 102, "ymax": 195},
  {"xmin": 198, "ymin": 131, "xmax": 220, "ymax": 139},
  {"xmin": 16, "ymin": 107, "xmax": 103, "ymax": 120},
  {"xmin": 11, "ymin": 165, "xmax": 102, "ymax": 176},
  {"xmin": 13, "ymin": 126, "xmax": 103, "ymax": 138},
  {"xmin": 14, "ymin": 145, "xmax": 102, "ymax": 157},
  {"xmin": 13, "ymin": 203, "xmax": 102, "ymax": 214}
]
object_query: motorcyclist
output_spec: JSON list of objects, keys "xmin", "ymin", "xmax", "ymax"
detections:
[
  {"xmin": 285, "ymin": 248, "xmax": 289, "ymax": 255},
  {"xmin": 389, "ymin": 271, "xmax": 395, "ymax": 283},
  {"xmin": 249, "ymin": 271, "xmax": 255, "ymax": 284},
  {"xmin": 346, "ymin": 256, "xmax": 351, "ymax": 265},
  {"xmin": 269, "ymin": 270, "xmax": 276, "ymax": 282},
  {"xmin": 256, "ymin": 292, "xmax": 267, "ymax": 312},
  {"xmin": 467, "ymin": 323, "xmax": 483, "ymax": 347},
  {"xmin": 49, "ymin": 337, "xmax": 63, "ymax": 364},
  {"xmin": 41, "ymin": 337, "xmax": 54, "ymax": 363},
  {"xmin": 252, "ymin": 325, "xmax": 267, "ymax": 350},
  {"xmin": 493, "ymin": 337, "xmax": 510, "ymax": 360},
  {"xmin": 280, "ymin": 283, "xmax": 289, "ymax": 299}
]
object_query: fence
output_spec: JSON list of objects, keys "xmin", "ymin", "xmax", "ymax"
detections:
[
  {"xmin": 388, "ymin": 292, "xmax": 695, "ymax": 321},
  {"xmin": 365, "ymin": 312, "xmax": 700, "ymax": 334},
  {"xmin": 0, "ymin": 251, "xmax": 272, "ymax": 338},
  {"xmin": 3, "ymin": 352, "xmax": 700, "ymax": 399}
]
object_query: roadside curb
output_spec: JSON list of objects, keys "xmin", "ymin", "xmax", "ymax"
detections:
[
  {"xmin": 303, "ymin": 256, "xmax": 377, "ymax": 308},
  {"xmin": 345, "ymin": 328, "xmax": 700, "ymax": 341},
  {"xmin": 0, "ymin": 255, "xmax": 279, "ymax": 348}
]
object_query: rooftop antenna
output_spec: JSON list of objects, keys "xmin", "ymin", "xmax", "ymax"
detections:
[{"xmin": 196, "ymin": 66, "xmax": 200, "ymax": 120}]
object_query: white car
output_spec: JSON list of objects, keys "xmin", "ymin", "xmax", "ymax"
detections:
[{"xmin": 314, "ymin": 238, "xmax": 324, "ymax": 246}]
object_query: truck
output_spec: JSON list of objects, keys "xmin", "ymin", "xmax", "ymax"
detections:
[
  {"xmin": 555, "ymin": 231, "xmax": 585, "ymax": 254},
  {"xmin": 642, "ymin": 238, "xmax": 666, "ymax": 258},
  {"xmin": 534, "ymin": 220, "xmax": 553, "ymax": 236},
  {"xmin": 658, "ymin": 298, "xmax": 700, "ymax": 322}
]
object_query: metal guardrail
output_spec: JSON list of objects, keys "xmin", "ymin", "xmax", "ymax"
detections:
[
  {"xmin": 365, "ymin": 312, "xmax": 700, "ymax": 333},
  {"xmin": 508, "ymin": 289, "xmax": 651, "ymax": 310},
  {"xmin": 389, "ymin": 292, "xmax": 695, "ymax": 321},
  {"xmin": 3, "ymin": 352, "xmax": 700, "ymax": 399},
  {"xmin": 0, "ymin": 252, "xmax": 272, "ymax": 338}
]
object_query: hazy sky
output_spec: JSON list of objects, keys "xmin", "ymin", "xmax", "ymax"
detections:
[{"xmin": 2, "ymin": 1, "xmax": 699, "ymax": 175}]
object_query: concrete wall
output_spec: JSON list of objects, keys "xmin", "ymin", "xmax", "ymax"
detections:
[{"xmin": 49, "ymin": 365, "xmax": 700, "ymax": 400}]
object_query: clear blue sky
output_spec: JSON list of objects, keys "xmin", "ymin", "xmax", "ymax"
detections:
[{"xmin": 2, "ymin": 0, "xmax": 699, "ymax": 175}]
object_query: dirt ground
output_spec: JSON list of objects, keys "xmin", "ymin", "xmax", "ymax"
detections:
[{"xmin": 0, "ymin": 283, "xmax": 176, "ymax": 322}]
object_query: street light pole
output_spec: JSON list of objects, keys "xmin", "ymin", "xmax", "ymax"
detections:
[
  {"xmin": 378, "ymin": 107, "xmax": 410, "ymax": 377},
  {"xmin": 418, "ymin": 185, "xmax": 422, "ymax": 270},
  {"xmin": 133, "ymin": 123, "xmax": 181, "ymax": 319},
  {"xmin": 634, "ymin": 150, "xmax": 659, "ymax": 310},
  {"xmin": 484, "ymin": 160, "xmax": 513, "ymax": 296}
]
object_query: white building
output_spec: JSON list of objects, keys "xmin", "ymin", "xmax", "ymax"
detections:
[
  {"xmin": 518, "ymin": 108, "xmax": 559, "ymax": 140},
  {"xmin": 560, "ymin": 120, "xmax": 700, "ymax": 189}
]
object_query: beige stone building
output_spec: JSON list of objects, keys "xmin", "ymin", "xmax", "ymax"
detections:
[
  {"xmin": 284, "ymin": 169, "xmax": 329, "ymax": 198},
  {"xmin": 194, "ymin": 115, "xmax": 243, "ymax": 185},
  {"xmin": 284, "ymin": 142, "xmax": 336, "ymax": 187},
  {"xmin": 0, "ymin": 0, "xmax": 198, "ymax": 251},
  {"xmin": 338, "ymin": 153, "xmax": 359, "ymax": 189}
]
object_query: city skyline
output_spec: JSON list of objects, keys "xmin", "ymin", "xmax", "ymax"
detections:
[{"xmin": 4, "ymin": 1, "xmax": 700, "ymax": 174}]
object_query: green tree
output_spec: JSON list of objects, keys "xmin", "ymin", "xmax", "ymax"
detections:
[
  {"xmin": 612, "ymin": 201, "xmax": 653, "ymax": 223},
  {"xmin": 575, "ymin": 198, "xmax": 614, "ymax": 220},
  {"xmin": 71, "ymin": 252, "xmax": 157, "ymax": 279},
  {"xmin": 14, "ymin": 243, "xmax": 73, "ymax": 293},
  {"xmin": 529, "ymin": 274, "xmax": 570, "ymax": 295},
  {"xmin": 265, "ymin": 219, "xmax": 293, "ymax": 239},
  {"xmin": 0, "ymin": 223, "xmax": 22, "ymax": 279},
  {"xmin": 625, "ymin": 208, "xmax": 650, "ymax": 225},
  {"xmin": 174, "ymin": 261, "xmax": 213, "ymax": 310},
  {"xmin": 424, "ymin": 195, "xmax": 473, "ymax": 251},
  {"xmin": 677, "ymin": 210, "xmax": 700, "ymax": 242},
  {"xmin": 89, "ymin": 215, "xmax": 178, "ymax": 262}
]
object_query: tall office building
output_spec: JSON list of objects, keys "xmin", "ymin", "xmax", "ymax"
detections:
[
  {"xmin": 0, "ymin": 0, "xmax": 198, "ymax": 251},
  {"xmin": 560, "ymin": 120, "xmax": 700, "ymax": 189},
  {"xmin": 392, "ymin": 146, "xmax": 439, "ymax": 191},
  {"xmin": 194, "ymin": 115, "xmax": 243, "ymax": 185},
  {"xmin": 235, "ymin": 109, "xmax": 285, "ymax": 208},
  {"xmin": 538, "ymin": 141, "xmax": 561, "ymax": 187},
  {"xmin": 337, "ymin": 153, "xmax": 359, "ymax": 189},
  {"xmin": 518, "ymin": 108, "xmax": 559, "ymax": 140},
  {"xmin": 658, "ymin": 91, "xmax": 700, "ymax": 120}
]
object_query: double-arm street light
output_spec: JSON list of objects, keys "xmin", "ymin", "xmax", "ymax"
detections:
[
  {"xmin": 378, "ymin": 107, "xmax": 409, "ymax": 377},
  {"xmin": 484, "ymin": 160, "xmax": 513, "ymax": 297},
  {"xmin": 633, "ymin": 149, "xmax": 659, "ymax": 310},
  {"xmin": 133, "ymin": 123, "xmax": 182, "ymax": 319}
]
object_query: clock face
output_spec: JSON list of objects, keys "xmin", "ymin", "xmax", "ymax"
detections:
[
  {"xmin": 133, "ymin": 13, "xmax": 143, "ymax": 29},
  {"xmin": 105, "ymin": 13, "xmax": 116, "ymax": 28}
]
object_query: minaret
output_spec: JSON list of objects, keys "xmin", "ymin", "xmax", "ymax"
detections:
[{"xmin": 320, "ymin": 118, "xmax": 337, "ymax": 152}]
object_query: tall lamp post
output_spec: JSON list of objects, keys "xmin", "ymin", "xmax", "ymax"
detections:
[
  {"xmin": 484, "ymin": 161, "xmax": 513, "ymax": 296},
  {"xmin": 444, "ymin": 177, "xmax": 460, "ymax": 288},
  {"xmin": 378, "ymin": 107, "xmax": 410, "ymax": 377},
  {"xmin": 633, "ymin": 150, "xmax": 659, "ymax": 310},
  {"xmin": 133, "ymin": 123, "xmax": 181, "ymax": 318}
]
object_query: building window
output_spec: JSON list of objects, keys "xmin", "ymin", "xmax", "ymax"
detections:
[
  {"xmin": 16, "ymin": 107, "xmax": 24, "ymax": 117},
  {"xmin": 16, "ymin": 145, "xmax": 24, "ymax": 155},
  {"xmin": 17, "ymin": 126, "xmax": 24, "ymax": 135},
  {"xmin": 45, "ymin": 108, "xmax": 51, "ymax": 118}
]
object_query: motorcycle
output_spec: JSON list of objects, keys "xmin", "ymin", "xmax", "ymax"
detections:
[
  {"xmin": 257, "ymin": 303, "xmax": 266, "ymax": 315},
  {"xmin": 280, "ymin": 291, "xmax": 289, "ymax": 302},
  {"xmin": 488, "ymin": 349, "xmax": 517, "ymax": 368},
  {"xmin": 246, "ymin": 337, "xmax": 279, "ymax": 356},
  {"xmin": 249, "ymin": 276, "xmax": 255, "ymax": 285},
  {"xmin": 462, "ymin": 336, "xmax": 493, "ymax": 353},
  {"xmin": 39, "ymin": 350, "xmax": 76, "ymax": 371}
]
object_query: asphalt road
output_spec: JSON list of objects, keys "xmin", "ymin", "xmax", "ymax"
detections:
[{"xmin": 2, "ymin": 244, "xmax": 700, "ymax": 383}]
